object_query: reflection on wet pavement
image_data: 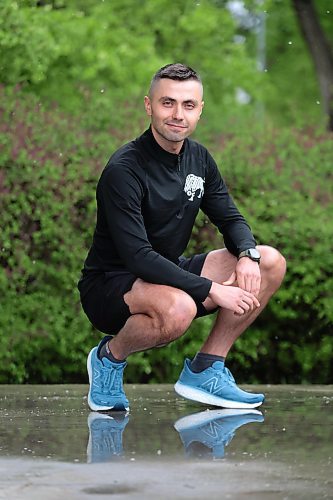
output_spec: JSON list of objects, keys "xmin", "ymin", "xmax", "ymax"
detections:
[
  {"xmin": 0, "ymin": 384, "xmax": 332, "ymax": 498},
  {"xmin": 174, "ymin": 408, "xmax": 264, "ymax": 460}
]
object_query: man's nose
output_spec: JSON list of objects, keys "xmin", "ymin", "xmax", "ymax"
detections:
[{"xmin": 172, "ymin": 104, "xmax": 184, "ymax": 120}]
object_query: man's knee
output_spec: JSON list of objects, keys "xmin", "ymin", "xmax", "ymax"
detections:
[
  {"xmin": 157, "ymin": 291, "xmax": 197, "ymax": 343},
  {"xmin": 259, "ymin": 245, "xmax": 287, "ymax": 285}
]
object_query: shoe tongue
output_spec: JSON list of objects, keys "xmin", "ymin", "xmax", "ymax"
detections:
[{"xmin": 211, "ymin": 361, "xmax": 225, "ymax": 370}]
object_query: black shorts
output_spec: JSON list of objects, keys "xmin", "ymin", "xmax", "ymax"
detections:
[{"xmin": 78, "ymin": 252, "xmax": 216, "ymax": 335}]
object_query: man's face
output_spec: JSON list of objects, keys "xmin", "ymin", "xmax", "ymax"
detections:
[{"xmin": 144, "ymin": 78, "xmax": 204, "ymax": 152}]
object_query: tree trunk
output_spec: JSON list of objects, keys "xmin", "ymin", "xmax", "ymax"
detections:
[{"xmin": 292, "ymin": 0, "xmax": 333, "ymax": 130}]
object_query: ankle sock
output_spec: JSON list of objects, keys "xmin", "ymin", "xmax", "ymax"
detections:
[
  {"xmin": 190, "ymin": 352, "xmax": 225, "ymax": 373},
  {"xmin": 98, "ymin": 336, "xmax": 125, "ymax": 363}
]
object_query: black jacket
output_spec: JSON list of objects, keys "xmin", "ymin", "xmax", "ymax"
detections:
[{"xmin": 81, "ymin": 127, "xmax": 256, "ymax": 303}]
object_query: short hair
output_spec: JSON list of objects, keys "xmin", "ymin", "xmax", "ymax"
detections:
[{"xmin": 149, "ymin": 63, "xmax": 202, "ymax": 96}]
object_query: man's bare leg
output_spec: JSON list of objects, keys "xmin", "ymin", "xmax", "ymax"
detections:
[
  {"xmin": 173, "ymin": 245, "xmax": 285, "ymax": 408},
  {"xmin": 87, "ymin": 281, "xmax": 197, "ymax": 411},
  {"xmin": 199, "ymin": 245, "xmax": 286, "ymax": 357},
  {"xmin": 108, "ymin": 280, "xmax": 197, "ymax": 360}
]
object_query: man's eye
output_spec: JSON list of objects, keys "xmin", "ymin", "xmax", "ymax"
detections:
[
  {"xmin": 163, "ymin": 100, "xmax": 172, "ymax": 106},
  {"xmin": 185, "ymin": 103, "xmax": 195, "ymax": 110}
]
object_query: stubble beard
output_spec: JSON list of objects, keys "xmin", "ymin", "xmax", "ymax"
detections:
[{"xmin": 153, "ymin": 121, "xmax": 191, "ymax": 144}]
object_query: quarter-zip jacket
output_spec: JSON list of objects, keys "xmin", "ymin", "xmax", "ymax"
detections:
[{"xmin": 81, "ymin": 127, "xmax": 256, "ymax": 303}]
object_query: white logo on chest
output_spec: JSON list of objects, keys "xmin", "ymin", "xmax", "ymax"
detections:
[{"xmin": 184, "ymin": 174, "xmax": 205, "ymax": 201}]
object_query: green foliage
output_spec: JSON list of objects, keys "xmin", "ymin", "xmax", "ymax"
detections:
[
  {"xmin": 214, "ymin": 125, "xmax": 333, "ymax": 383},
  {"xmin": 0, "ymin": 0, "xmax": 267, "ymax": 133},
  {"xmin": 0, "ymin": 88, "xmax": 332, "ymax": 384},
  {"xmin": 0, "ymin": 87, "xmax": 109, "ymax": 382},
  {"xmin": 1, "ymin": 0, "xmax": 332, "ymax": 384}
]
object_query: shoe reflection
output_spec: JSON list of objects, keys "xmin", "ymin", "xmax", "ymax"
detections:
[
  {"xmin": 87, "ymin": 411, "xmax": 129, "ymax": 463},
  {"xmin": 174, "ymin": 408, "xmax": 264, "ymax": 459}
]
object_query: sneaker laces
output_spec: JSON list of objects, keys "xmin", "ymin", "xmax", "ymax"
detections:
[
  {"xmin": 223, "ymin": 367, "xmax": 236, "ymax": 383},
  {"xmin": 209, "ymin": 366, "xmax": 235, "ymax": 387},
  {"xmin": 100, "ymin": 363, "xmax": 125, "ymax": 396}
]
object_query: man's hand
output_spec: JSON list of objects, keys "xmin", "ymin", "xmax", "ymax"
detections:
[
  {"xmin": 223, "ymin": 258, "xmax": 261, "ymax": 297},
  {"xmin": 208, "ymin": 281, "xmax": 260, "ymax": 316}
]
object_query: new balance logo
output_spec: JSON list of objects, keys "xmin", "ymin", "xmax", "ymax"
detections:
[
  {"xmin": 202, "ymin": 420, "xmax": 223, "ymax": 439},
  {"xmin": 201, "ymin": 376, "xmax": 226, "ymax": 394}
]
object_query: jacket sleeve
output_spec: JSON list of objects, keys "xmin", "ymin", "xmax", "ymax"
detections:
[
  {"xmin": 98, "ymin": 163, "xmax": 212, "ymax": 303},
  {"xmin": 200, "ymin": 151, "xmax": 257, "ymax": 256}
]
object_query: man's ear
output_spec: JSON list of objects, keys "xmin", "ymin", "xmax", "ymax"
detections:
[
  {"xmin": 199, "ymin": 100, "xmax": 204, "ymax": 117},
  {"xmin": 144, "ymin": 96, "xmax": 152, "ymax": 116}
]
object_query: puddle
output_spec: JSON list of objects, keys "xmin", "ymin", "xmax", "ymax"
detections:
[{"xmin": 0, "ymin": 384, "xmax": 332, "ymax": 498}]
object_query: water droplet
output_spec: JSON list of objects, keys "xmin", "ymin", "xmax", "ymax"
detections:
[
  {"xmin": 100, "ymin": 89, "xmax": 105, "ymax": 93},
  {"xmin": 288, "ymin": 41, "xmax": 292, "ymax": 45},
  {"xmin": 316, "ymin": 100, "xmax": 320, "ymax": 104}
]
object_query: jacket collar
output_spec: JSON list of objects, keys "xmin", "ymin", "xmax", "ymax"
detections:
[{"xmin": 138, "ymin": 126, "xmax": 186, "ymax": 168}]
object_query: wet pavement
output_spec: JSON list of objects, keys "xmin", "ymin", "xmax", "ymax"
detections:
[{"xmin": 0, "ymin": 384, "xmax": 332, "ymax": 499}]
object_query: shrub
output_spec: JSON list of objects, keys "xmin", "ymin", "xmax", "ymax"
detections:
[{"xmin": 0, "ymin": 88, "xmax": 332, "ymax": 383}]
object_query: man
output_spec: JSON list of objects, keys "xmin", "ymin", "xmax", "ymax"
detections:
[{"xmin": 78, "ymin": 63, "xmax": 286, "ymax": 412}]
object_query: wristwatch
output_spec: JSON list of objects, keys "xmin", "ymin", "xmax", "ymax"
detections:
[{"xmin": 238, "ymin": 248, "xmax": 261, "ymax": 263}]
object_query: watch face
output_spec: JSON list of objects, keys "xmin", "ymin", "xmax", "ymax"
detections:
[{"xmin": 249, "ymin": 248, "xmax": 261, "ymax": 260}]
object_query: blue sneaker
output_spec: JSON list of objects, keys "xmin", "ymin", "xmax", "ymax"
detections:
[
  {"xmin": 87, "ymin": 412, "xmax": 129, "ymax": 463},
  {"xmin": 87, "ymin": 344, "xmax": 129, "ymax": 412},
  {"xmin": 174, "ymin": 408, "xmax": 264, "ymax": 459},
  {"xmin": 174, "ymin": 359, "xmax": 264, "ymax": 409}
]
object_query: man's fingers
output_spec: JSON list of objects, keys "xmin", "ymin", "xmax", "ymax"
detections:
[
  {"xmin": 243, "ymin": 291, "xmax": 260, "ymax": 309},
  {"xmin": 240, "ymin": 275, "xmax": 261, "ymax": 298}
]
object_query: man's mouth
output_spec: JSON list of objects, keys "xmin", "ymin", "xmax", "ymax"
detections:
[{"xmin": 166, "ymin": 123, "xmax": 187, "ymax": 130}]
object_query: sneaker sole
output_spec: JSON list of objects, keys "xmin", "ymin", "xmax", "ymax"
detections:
[
  {"xmin": 87, "ymin": 348, "xmax": 129, "ymax": 412},
  {"xmin": 174, "ymin": 408, "xmax": 262, "ymax": 432},
  {"xmin": 174, "ymin": 381, "xmax": 263, "ymax": 409}
]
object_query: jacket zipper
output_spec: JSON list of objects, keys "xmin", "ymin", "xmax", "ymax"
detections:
[{"xmin": 176, "ymin": 154, "xmax": 186, "ymax": 219}]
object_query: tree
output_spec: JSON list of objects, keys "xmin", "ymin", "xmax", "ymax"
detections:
[{"xmin": 292, "ymin": 0, "xmax": 333, "ymax": 130}]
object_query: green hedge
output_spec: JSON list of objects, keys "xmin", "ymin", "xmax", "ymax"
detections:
[{"xmin": 1, "ymin": 88, "xmax": 332, "ymax": 384}]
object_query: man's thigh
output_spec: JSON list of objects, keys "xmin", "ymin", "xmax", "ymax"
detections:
[{"xmin": 80, "ymin": 250, "xmax": 232, "ymax": 334}]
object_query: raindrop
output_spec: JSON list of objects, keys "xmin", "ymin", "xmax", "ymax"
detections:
[
  {"xmin": 288, "ymin": 41, "xmax": 292, "ymax": 45},
  {"xmin": 316, "ymin": 101, "xmax": 320, "ymax": 104},
  {"xmin": 157, "ymin": 449, "xmax": 162, "ymax": 455},
  {"xmin": 100, "ymin": 89, "xmax": 105, "ymax": 93}
]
